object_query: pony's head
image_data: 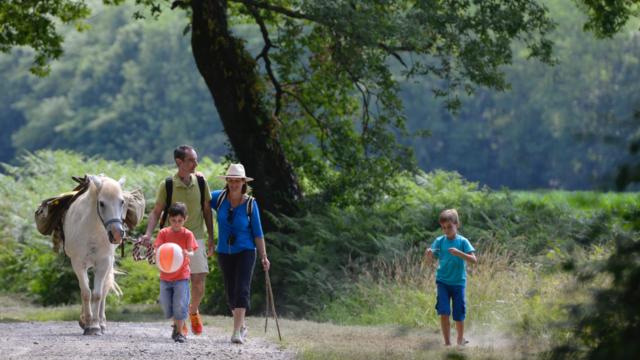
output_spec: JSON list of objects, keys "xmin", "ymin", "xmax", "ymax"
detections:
[{"xmin": 90, "ymin": 175, "xmax": 126, "ymax": 245}]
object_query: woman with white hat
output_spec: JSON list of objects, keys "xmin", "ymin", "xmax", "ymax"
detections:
[{"xmin": 208, "ymin": 163, "xmax": 270, "ymax": 344}]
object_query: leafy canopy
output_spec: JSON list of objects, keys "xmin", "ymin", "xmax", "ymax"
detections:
[{"xmin": 2, "ymin": 0, "xmax": 556, "ymax": 202}]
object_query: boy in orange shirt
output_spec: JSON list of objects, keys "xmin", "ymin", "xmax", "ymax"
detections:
[{"xmin": 154, "ymin": 202, "xmax": 198, "ymax": 343}]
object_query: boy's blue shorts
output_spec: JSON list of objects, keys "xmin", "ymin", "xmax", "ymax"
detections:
[
  {"xmin": 435, "ymin": 281, "xmax": 466, "ymax": 321},
  {"xmin": 159, "ymin": 279, "xmax": 190, "ymax": 320}
]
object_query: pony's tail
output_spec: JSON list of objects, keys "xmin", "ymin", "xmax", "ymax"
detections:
[{"xmin": 106, "ymin": 267, "xmax": 123, "ymax": 297}]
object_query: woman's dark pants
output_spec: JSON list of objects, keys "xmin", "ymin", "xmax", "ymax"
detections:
[{"xmin": 217, "ymin": 250, "xmax": 256, "ymax": 310}]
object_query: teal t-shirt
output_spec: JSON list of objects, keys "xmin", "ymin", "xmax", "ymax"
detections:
[{"xmin": 431, "ymin": 234, "xmax": 475, "ymax": 287}]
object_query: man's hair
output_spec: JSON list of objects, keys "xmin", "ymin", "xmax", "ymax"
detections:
[
  {"xmin": 439, "ymin": 209, "xmax": 460, "ymax": 225},
  {"xmin": 168, "ymin": 202, "xmax": 188, "ymax": 218},
  {"xmin": 174, "ymin": 145, "xmax": 194, "ymax": 160}
]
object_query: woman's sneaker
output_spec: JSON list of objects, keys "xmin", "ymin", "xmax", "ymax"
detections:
[
  {"xmin": 240, "ymin": 325, "xmax": 248, "ymax": 341},
  {"xmin": 231, "ymin": 331, "xmax": 244, "ymax": 344}
]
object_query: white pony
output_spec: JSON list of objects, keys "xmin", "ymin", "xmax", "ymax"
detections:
[{"xmin": 63, "ymin": 175, "xmax": 126, "ymax": 335}]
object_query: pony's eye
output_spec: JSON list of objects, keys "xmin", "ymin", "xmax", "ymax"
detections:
[{"xmin": 99, "ymin": 201, "xmax": 105, "ymax": 207}]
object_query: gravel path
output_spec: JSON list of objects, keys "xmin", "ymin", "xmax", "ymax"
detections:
[{"xmin": 0, "ymin": 321, "xmax": 296, "ymax": 360}]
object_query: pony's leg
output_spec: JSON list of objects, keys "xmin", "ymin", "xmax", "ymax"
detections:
[
  {"xmin": 86, "ymin": 258, "xmax": 111, "ymax": 335},
  {"xmin": 98, "ymin": 263, "xmax": 114, "ymax": 334},
  {"xmin": 98, "ymin": 285, "xmax": 107, "ymax": 334},
  {"xmin": 71, "ymin": 261, "xmax": 91, "ymax": 331}
]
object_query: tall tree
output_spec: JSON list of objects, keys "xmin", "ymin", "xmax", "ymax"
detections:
[{"xmin": 1, "ymin": 0, "xmax": 555, "ymax": 226}]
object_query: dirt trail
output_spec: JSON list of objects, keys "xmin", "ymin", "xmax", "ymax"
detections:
[{"xmin": 0, "ymin": 321, "xmax": 295, "ymax": 360}]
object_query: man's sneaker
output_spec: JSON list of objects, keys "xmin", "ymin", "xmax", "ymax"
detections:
[
  {"xmin": 240, "ymin": 325, "xmax": 248, "ymax": 341},
  {"xmin": 231, "ymin": 331, "xmax": 244, "ymax": 344},
  {"xmin": 181, "ymin": 322, "xmax": 188, "ymax": 336},
  {"xmin": 190, "ymin": 312, "xmax": 203, "ymax": 335}
]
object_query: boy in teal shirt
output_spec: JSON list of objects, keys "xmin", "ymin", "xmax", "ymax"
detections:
[{"xmin": 425, "ymin": 209, "xmax": 477, "ymax": 346}]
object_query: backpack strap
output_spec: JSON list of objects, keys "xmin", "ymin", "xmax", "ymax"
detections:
[
  {"xmin": 215, "ymin": 189, "xmax": 228, "ymax": 212},
  {"xmin": 246, "ymin": 196, "xmax": 254, "ymax": 225},
  {"xmin": 159, "ymin": 177, "xmax": 173, "ymax": 228},
  {"xmin": 246, "ymin": 196, "xmax": 255, "ymax": 238},
  {"xmin": 216, "ymin": 190, "xmax": 255, "ymax": 233},
  {"xmin": 196, "ymin": 174, "xmax": 206, "ymax": 213}
]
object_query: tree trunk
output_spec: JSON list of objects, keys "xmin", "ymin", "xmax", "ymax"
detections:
[{"xmin": 190, "ymin": 0, "xmax": 302, "ymax": 231}]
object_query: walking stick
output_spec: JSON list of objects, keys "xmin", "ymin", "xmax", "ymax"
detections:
[{"xmin": 264, "ymin": 270, "xmax": 282, "ymax": 341}]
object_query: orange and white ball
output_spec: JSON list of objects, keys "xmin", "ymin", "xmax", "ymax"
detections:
[{"xmin": 156, "ymin": 243, "xmax": 184, "ymax": 273}]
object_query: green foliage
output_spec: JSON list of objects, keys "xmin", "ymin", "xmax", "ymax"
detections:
[
  {"xmin": 111, "ymin": 257, "xmax": 159, "ymax": 305},
  {"xmin": 548, "ymin": 232, "xmax": 640, "ymax": 360},
  {"xmin": 1, "ymin": 1, "xmax": 639, "ymax": 193},
  {"xmin": 0, "ymin": 0, "xmax": 91, "ymax": 75},
  {"xmin": 577, "ymin": 0, "xmax": 640, "ymax": 38},
  {"xmin": 266, "ymin": 170, "xmax": 637, "ymax": 317},
  {"xmin": 0, "ymin": 3, "xmax": 225, "ymax": 165},
  {"xmin": 403, "ymin": 0, "xmax": 640, "ymax": 190}
]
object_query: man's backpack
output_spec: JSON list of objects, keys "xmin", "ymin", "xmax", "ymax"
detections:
[
  {"xmin": 159, "ymin": 174, "xmax": 206, "ymax": 228},
  {"xmin": 214, "ymin": 189, "xmax": 255, "ymax": 230}
]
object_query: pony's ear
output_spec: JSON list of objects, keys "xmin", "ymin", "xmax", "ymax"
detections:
[
  {"xmin": 88, "ymin": 175, "xmax": 103, "ymax": 190},
  {"xmin": 118, "ymin": 177, "xmax": 126, "ymax": 187}
]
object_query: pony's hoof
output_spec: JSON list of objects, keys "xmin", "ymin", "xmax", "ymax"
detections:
[
  {"xmin": 100, "ymin": 325, "xmax": 106, "ymax": 335},
  {"xmin": 83, "ymin": 327, "xmax": 101, "ymax": 336},
  {"xmin": 78, "ymin": 320, "xmax": 86, "ymax": 330}
]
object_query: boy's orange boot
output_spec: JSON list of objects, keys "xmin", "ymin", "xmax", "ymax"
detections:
[{"xmin": 190, "ymin": 312, "xmax": 203, "ymax": 335}]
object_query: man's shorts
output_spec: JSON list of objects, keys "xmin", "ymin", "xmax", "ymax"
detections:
[
  {"xmin": 435, "ymin": 281, "xmax": 466, "ymax": 321},
  {"xmin": 189, "ymin": 239, "xmax": 209, "ymax": 274}
]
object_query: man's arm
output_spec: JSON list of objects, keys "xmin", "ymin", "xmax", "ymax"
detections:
[{"xmin": 141, "ymin": 202, "xmax": 164, "ymax": 245}]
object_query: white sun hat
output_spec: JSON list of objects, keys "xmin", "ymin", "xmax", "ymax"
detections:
[{"xmin": 217, "ymin": 163, "xmax": 254, "ymax": 181}]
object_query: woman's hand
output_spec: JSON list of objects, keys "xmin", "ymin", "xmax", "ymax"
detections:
[{"xmin": 261, "ymin": 256, "xmax": 270, "ymax": 271}]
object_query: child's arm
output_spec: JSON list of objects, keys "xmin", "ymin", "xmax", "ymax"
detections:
[
  {"xmin": 424, "ymin": 248, "xmax": 435, "ymax": 264},
  {"xmin": 448, "ymin": 248, "xmax": 477, "ymax": 264}
]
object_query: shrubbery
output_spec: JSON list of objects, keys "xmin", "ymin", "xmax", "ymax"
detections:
[{"xmin": 1, "ymin": 149, "xmax": 638, "ymax": 359}]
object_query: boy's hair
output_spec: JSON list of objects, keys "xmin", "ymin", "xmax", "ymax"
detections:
[
  {"xmin": 168, "ymin": 202, "xmax": 188, "ymax": 218},
  {"xmin": 439, "ymin": 209, "xmax": 460, "ymax": 226}
]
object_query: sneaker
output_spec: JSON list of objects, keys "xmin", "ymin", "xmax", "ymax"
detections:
[
  {"xmin": 190, "ymin": 312, "xmax": 203, "ymax": 335},
  {"xmin": 174, "ymin": 333, "xmax": 187, "ymax": 343},
  {"xmin": 171, "ymin": 325, "xmax": 179, "ymax": 341},
  {"xmin": 240, "ymin": 325, "xmax": 248, "ymax": 341},
  {"xmin": 231, "ymin": 331, "xmax": 244, "ymax": 344},
  {"xmin": 457, "ymin": 338, "xmax": 469, "ymax": 346}
]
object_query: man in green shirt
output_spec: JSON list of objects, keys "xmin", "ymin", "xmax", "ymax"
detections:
[{"xmin": 142, "ymin": 145, "xmax": 214, "ymax": 336}]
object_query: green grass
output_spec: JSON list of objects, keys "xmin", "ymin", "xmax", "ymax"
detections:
[{"xmin": 514, "ymin": 190, "xmax": 639, "ymax": 213}]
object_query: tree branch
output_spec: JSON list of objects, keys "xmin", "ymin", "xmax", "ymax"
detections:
[
  {"xmin": 230, "ymin": 0, "xmax": 316, "ymax": 22},
  {"xmin": 247, "ymin": 5, "xmax": 283, "ymax": 117}
]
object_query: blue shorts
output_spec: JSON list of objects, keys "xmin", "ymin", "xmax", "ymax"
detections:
[
  {"xmin": 159, "ymin": 279, "xmax": 190, "ymax": 320},
  {"xmin": 435, "ymin": 281, "xmax": 466, "ymax": 321}
]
